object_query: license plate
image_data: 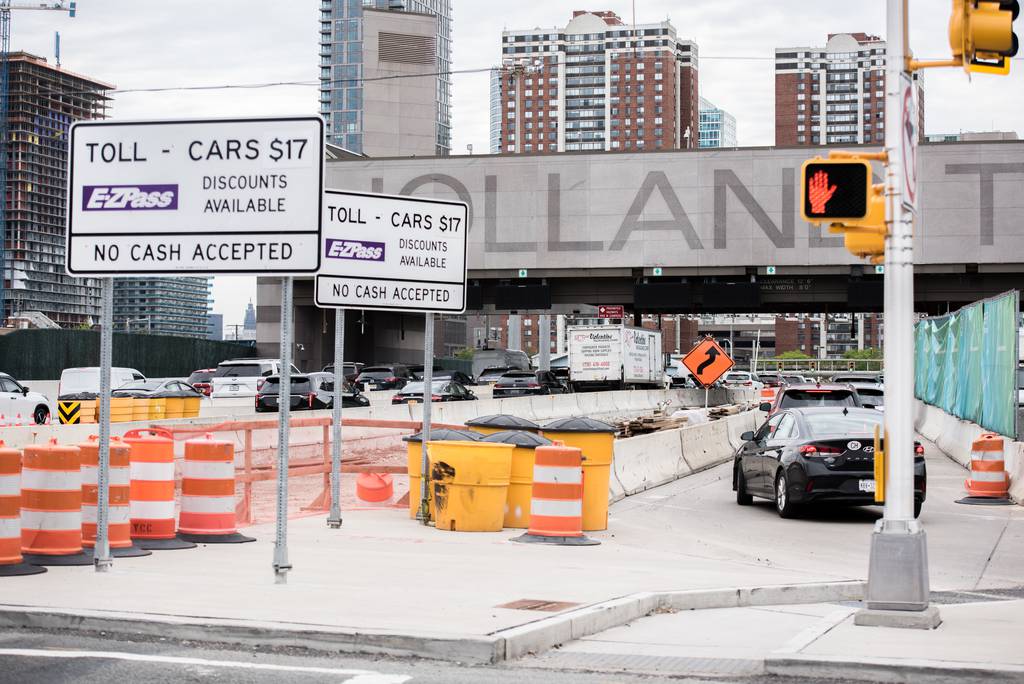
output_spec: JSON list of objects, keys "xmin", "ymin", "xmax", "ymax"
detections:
[
  {"xmin": 230, "ymin": 385, "xmax": 238, "ymax": 392},
  {"xmin": 859, "ymin": 479, "xmax": 876, "ymax": 493}
]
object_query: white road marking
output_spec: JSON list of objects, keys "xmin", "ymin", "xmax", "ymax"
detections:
[{"xmin": 0, "ymin": 648, "xmax": 412, "ymax": 683}]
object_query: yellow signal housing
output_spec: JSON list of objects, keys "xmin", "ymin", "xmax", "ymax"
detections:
[
  {"xmin": 828, "ymin": 184, "xmax": 887, "ymax": 261},
  {"xmin": 950, "ymin": 0, "xmax": 1019, "ymax": 75},
  {"xmin": 873, "ymin": 425, "xmax": 886, "ymax": 504}
]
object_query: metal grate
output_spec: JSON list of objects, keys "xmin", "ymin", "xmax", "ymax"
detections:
[
  {"xmin": 496, "ymin": 599, "xmax": 581, "ymax": 612},
  {"xmin": 378, "ymin": 31, "xmax": 435, "ymax": 65}
]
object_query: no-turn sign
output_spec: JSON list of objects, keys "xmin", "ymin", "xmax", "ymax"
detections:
[{"xmin": 65, "ymin": 116, "xmax": 324, "ymax": 276}]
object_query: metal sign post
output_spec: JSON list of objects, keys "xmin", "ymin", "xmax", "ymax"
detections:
[
  {"xmin": 418, "ymin": 313, "xmax": 435, "ymax": 523},
  {"xmin": 93, "ymin": 277, "xmax": 113, "ymax": 571},
  {"xmin": 327, "ymin": 308, "xmax": 345, "ymax": 528},
  {"xmin": 274, "ymin": 277, "xmax": 294, "ymax": 583}
]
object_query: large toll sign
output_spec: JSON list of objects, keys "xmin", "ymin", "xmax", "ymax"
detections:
[
  {"xmin": 315, "ymin": 189, "xmax": 469, "ymax": 313},
  {"xmin": 65, "ymin": 116, "xmax": 323, "ymax": 275}
]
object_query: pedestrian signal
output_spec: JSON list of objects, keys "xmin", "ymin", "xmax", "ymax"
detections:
[{"xmin": 800, "ymin": 159, "xmax": 872, "ymax": 223}]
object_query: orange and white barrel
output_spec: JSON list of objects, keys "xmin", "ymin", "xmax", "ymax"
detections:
[
  {"xmin": 178, "ymin": 434, "xmax": 253, "ymax": 543},
  {"xmin": 80, "ymin": 436, "xmax": 141, "ymax": 554},
  {"xmin": 965, "ymin": 433, "xmax": 1010, "ymax": 499},
  {"xmin": 512, "ymin": 444, "xmax": 598, "ymax": 546},
  {"xmin": 0, "ymin": 441, "xmax": 46, "ymax": 576},
  {"xmin": 20, "ymin": 439, "xmax": 91, "ymax": 565},
  {"xmin": 124, "ymin": 428, "xmax": 194, "ymax": 550}
]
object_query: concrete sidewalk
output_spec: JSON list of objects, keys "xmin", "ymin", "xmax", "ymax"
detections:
[
  {"xmin": 522, "ymin": 598, "xmax": 1024, "ymax": 682},
  {"xmin": 0, "ymin": 509, "xmax": 858, "ymax": 664}
]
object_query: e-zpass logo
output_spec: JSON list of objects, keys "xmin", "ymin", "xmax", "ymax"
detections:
[
  {"xmin": 83, "ymin": 184, "xmax": 178, "ymax": 211},
  {"xmin": 325, "ymin": 238, "xmax": 385, "ymax": 262}
]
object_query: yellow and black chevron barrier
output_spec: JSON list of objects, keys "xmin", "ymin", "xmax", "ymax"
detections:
[{"xmin": 58, "ymin": 401, "xmax": 81, "ymax": 425}]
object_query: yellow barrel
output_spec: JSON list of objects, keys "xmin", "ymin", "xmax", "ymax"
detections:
[
  {"xmin": 148, "ymin": 398, "xmax": 167, "ymax": 421},
  {"xmin": 79, "ymin": 399, "xmax": 97, "ymax": 424},
  {"xmin": 110, "ymin": 397, "xmax": 135, "ymax": 423},
  {"xmin": 183, "ymin": 396, "xmax": 201, "ymax": 418},
  {"xmin": 164, "ymin": 397, "xmax": 185, "ymax": 419},
  {"xmin": 541, "ymin": 417, "xmax": 617, "ymax": 531},
  {"xmin": 403, "ymin": 428, "xmax": 481, "ymax": 519},
  {"xmin": 481, "ymin": 430, "xmax": 553, "ymax": 528},
  {"xmin": 428, "ymin": 441, "xmax": 515, "ymax": 532},
  {"xmin": 465, "ymin": 414, "xmax": 540, "ymax": 436},
  {"xmin": 131, "ymin": 398, "xmax": 152, "ymax": 422}
]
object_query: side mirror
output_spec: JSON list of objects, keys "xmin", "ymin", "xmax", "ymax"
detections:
[
  {"xmin": 759, "ymin": 402, "xmax": 772, "ymax": 412},
  {"xmin": 22, "ymin": 387, "xmax": 30, "ymax": 395},
  {"xmin": 467, "ymin": 390, "xmax": 475, "ymax": 397},
  {"xmin": 740, "ymin": 431, "xmax": 755, "ymax": 442}
]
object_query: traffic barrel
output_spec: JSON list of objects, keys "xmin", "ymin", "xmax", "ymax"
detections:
[
  {"xmin": 177, "ymin": 434, "xmax": 254, "ymax": 543},
  {"xmin": 481, "ymin": 430, "xmax": 553, "ymax": 528},
  {"xmin": 79, "ymin": 436, "xmax": 151, "ymax": 558},
  {"xmin": 0, "ymin": 441, "xmax": 46, "ymax": 576},
  {"xmin": 465, "ymin": 414, "xmax": 541, "ymax": 436},
  {"xmin": 124, "ymin": 428, "xmax": 195, "ymax": 550},
  {"xmin": 20, "ymin": 439, "xmax": 92, "ymax": 566},
  {"xmin": 540, "ymin": 417, "xmax": 617, "ymax": 531},
  {"xmin": 512, "ymin": 443, "xmax": 599, "ymax": 546},
  {"xmin": 958, "ymin": 433, "xmax": 1013, "ymax": 505}
]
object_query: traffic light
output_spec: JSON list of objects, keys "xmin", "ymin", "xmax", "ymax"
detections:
[
  {"xmin": 949, "ymin": 0, "xmax": 1019, "ymax": 75},
  {"xmin": 829, "ymin": 184, "xmax": 887, "ymax": 261},
  {"xmin": 800, "ymin": 158, "xmax": 872, "ymax": 223}
]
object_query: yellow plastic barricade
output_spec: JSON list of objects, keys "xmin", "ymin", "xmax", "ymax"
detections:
[
  {"xmin": 465, "ymin": 414, "xmax": 540, "ymax": 436},
  {"xmin": 148, "ymin": 398, "xmax": 167, "ymax": 421},
  {"xmin": 183, "ymin": 396, "xmax": 201, "ymax": 418},
  {"xmin": 110, "ymin": 397, "xmax": 135, "ymax": 423},
  {"xmin": 164, "ymin": 397, "xmax": 185, "ymax": 420},
  {"xmin": 428, "ymin": 441, "xmax": 515, "ymax": 532},
  {"xmin": 481, "ymin": 430, "xmax": 553, "ymax": 528},
  {"xmin": 403, "ymin": 428, "xmax": 481, "ymax": 519},
  {"xmin": 541, "ymin": 416, "xmax": 617, "ymax": 531},
  {"xmin": 131, "ymin": 398, "xmax": 152, "ymax": 422}
]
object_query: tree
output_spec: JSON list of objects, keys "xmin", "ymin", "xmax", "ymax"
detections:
[
  {"xmin": 454, "ymin": 347, "xmax": 475, "ymax": 360},
  {"xmin": 843, "ymin": 347, "xmax": 882, "ymax": 371},
  {"xmin": 776, "ymin": 350, "xmax": 813, "ymax": 360}
]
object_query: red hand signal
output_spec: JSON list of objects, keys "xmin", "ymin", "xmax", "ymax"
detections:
[{"xmin": 808, "ymin": 170, "xmax": 838, "ymax": 214}]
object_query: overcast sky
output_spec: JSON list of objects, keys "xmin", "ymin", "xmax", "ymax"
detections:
[{"xmin": 12, "ymin": 1, "xmax": 1022, "ymax": 328}]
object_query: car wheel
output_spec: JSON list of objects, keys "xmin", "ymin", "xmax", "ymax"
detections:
[
  {"xmin": 914, "ymin": 500, "xmax": 922, "ymax": 519},
  {"xmin": 33, "ymin": 405, "xmax": 49, "ymax": 425},
  {"xmin": 735, "ymin": 466, "xmax": 753, "ymax": 506},
  {"xmin": 774, "ymin": 471, "xmax": 799, "ymax": 519}
]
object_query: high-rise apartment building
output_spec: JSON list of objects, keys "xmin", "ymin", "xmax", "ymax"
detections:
[
  {"xmin": 2, "ymin": 52, "xmax": 112, "ymax": 326},
  {"xmin": 495, "ymin": 10, "xmax": 699, "ymax": 154},
  {"xmin": 775, "ymin": 313, "xmax": 883, "ymax": 358},
  {"xmin": 775, "ymin": 33, "xmax": 923, "ymax": 147},
  {"xmin": 319, "ymin": 0, "xmax": 452, "ymax": 156},
  {"xmin": 113, "ymin": 278, "xmax": 212, "ymax": 338},
  {"xmin": 698, "ymin": 97, "xmax": 737, "ymax": 148}
]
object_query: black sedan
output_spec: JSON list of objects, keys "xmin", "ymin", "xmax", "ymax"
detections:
[
  {"xmin": 256, "ymin": 372, "xmax": 370, "ymax": 412},
  {"xmin": 391, "ymin": 380, "xmax": 478, "ymax": 405},
  {"xmin": 732, "ymin": 407, "xmax": 926, "ymax": 518},
  {"xmin": 492, "ymin": 370, "xmax": 568, "ymax": 397}
]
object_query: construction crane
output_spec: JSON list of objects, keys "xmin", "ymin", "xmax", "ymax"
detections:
[{"xmin": 0, "ymin": 0, "xmax": 75, "ymax": 325}]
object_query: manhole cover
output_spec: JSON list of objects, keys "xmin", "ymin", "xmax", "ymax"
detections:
[{"xmin": 496, "ymin": 599, "xmax": 581, "ymax": 612}]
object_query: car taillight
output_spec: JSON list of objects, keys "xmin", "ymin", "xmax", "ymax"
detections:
[
  {"xmin": 526, "ymin": 383, "xmax": 541, "ymax": 388},
  {"xmin": 308, "ymin": 393, "xmax": 315, "ymax": 408},
  {"xmin": 431, "ymin": 394, "xmax": 442, "ymax": 401},
  {"xmin": 386, "ymin": 377, "xmax": 398, "ymax": 383},
  {"xmin": 799, "ymin": 444, "xmax": 844, "ymax": 455},
  {"xmin": 257, "ymin": 379, "xmax": 265, "ymax": 391},
  {"xmin": 915, "ymin": 443, "xmax": 924, "ymax": 455},
  {"xmin": 743, "ymin": 381, "xmax": 752, "ymax": 386},
  {"xmin": 392, "ymin": 396, "xmax": 401, "ymax": 404}
]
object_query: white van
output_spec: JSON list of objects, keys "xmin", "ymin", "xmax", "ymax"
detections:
[{"xmin": 58, "ymin": 367, "xmax": 146, "ymax": 398}]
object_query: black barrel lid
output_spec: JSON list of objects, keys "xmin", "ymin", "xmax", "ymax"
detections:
[
  {"xmin": 481, "ymin": 430, "xmax": 553, "ymax": 448},
  {"xmin": 542, "ymin": 416, "xmax": 617, "ymax": 433},
  {"xmin": 403, "ymin": 428, "xmax": 482, "ymax": 443},
  {"xmin": 464, "ymin": 414, "xmax": 540, "ymax": 430}
]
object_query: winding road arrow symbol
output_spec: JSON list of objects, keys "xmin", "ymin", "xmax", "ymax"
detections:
[{"xmin": 696, "ymin": 346, "xmax": 719, "ymax": 376}]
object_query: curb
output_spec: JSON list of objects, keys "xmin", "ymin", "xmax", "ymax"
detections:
[
  {"xmin": 765, "ymin": 654, "xmax": 1024, "ymax": 684},
  {"xmin": 0, "ymin": 580, "xmax": 865, "ymax": 665}
]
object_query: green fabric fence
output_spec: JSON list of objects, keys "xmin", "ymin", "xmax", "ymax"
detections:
[{"xmin": 915, "ymin": 290, "xmax": 1020, "ymax": 438}]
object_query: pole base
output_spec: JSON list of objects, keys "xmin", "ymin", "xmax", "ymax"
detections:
[
  {"xmin": 22, "ymin": 550, "xmax": 94, "ymax": 567},
  {"xmin": 109, "ymin": 544, "xmax": 153, "ymax": 558},
  {"xmin": 134, "ymin": 537, "xmax": 198, "ymax": 551},
  {"xmin": 511, "ymin": 533, "xmax": 600, "ymax": 546},
  {"xmin": 176, "ymin": 532, "xmax": 256, "ymax": 544},
  {"xmin": 956, "ymin": 496, "xmax": 1014, "ymax": 506},
  {"xmin": 855, "ymin": 605, "xmax": 941, "ymax": 630},
  {"xmin": 0, "ymin": 562, "xmax": 47, "ymax": 576},
  {"xmin": 865, "ymin": 523, "xmax": 930, "ymax": 611}
]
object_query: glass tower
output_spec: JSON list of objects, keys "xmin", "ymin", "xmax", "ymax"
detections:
[{"xmin": 320, "ymin": 0, "xmax": 452, "ymax": 155}]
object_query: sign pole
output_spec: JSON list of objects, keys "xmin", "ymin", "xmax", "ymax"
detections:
[
  {"xmin": 327, "ymin": 308, "xmax": 345, "ymax": 529},
  {"xmin": 538, "ymin": 314, "xmax": 551, "ymax": 371},
  {"xmin": 94, "ymin": 276, "xmax": 113, "ymax": 572},
  {"xmin": 860, "ymin": 0, "xmax": 935, "ymax": 624},
  {"xmin": 418, "ymin": 312, "xmax": 435, "ymax": 524},
  {"xmin": 274, "ymin": 276, "xmax": 294, "ymax": 583}
]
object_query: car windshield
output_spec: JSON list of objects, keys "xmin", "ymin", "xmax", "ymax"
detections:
[
  {"xmin": 117, "ymin": 380, "xmax": 163, "ymax": 391},
  {"xmin": 400, "ymin": 381, "xmax": 447, "ymax": 394},
  {"xmin": 500, "ymin": 371, "xmax": 535, "ymax": 379},
  {"xmin": 856, "ymin": 387, "xmax": 884, "ymax": 397},
  {"xmin": 832, "ymin": 375, "xmax": 877, "ymax": 383},
  {"xmin": 261, "ymin": 378, "xmax": 312, "ymax": 394},
  {"xmin": 724, "ymin": 373, "xmax": 750, "ymax": 381},
  {"xmin": 782, "ymin": 376, "xmax": 805, "ymax": 383},
  {"xmin": 480, "ymin": 367, "xmax": 509, "ymax": 378},
  {"xmin": 804, "ymin": 412, "xmax": 884, "ymax": 436},
  {"xmin": 187, "ymin": 371, "xmax": 213, "ymax": 383},
  {"xmin": 780, "ymin": 389, "xmax": 858, "ymax": 409},
  {"xmin": 359, "ymin": 368, "xmax": 395, "ymax": 378},
  {"xmin": 214, "ymin": 364, "xmax": 263, "ymax": 377}
]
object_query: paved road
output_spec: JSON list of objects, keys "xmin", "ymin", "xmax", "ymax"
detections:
[
  {"xmin": 0, "ymin": 629, "xmax": 865, "ymax": 684},
  {"xmin": 608, "ymin": 436, "xmax": 1024, "ymax": 592}
]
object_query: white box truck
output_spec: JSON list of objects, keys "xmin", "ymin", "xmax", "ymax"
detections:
[{"xmin": 567, "ymin": 325, "xmax": 663, "ymax": 391}]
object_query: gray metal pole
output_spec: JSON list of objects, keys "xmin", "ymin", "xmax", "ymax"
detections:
[
  {"xmin": 508, "ymin": 314, "xmax": 521, "ymax": 352},
  {"xmin": 274, "ymin": 277, "xmax": 293, "ymax": 583},
  {"xmin": 328, "ymin": 308, "xmax": 344, "ymax": 528},
  {"xmin": 418, "ymin": 313, "xmax": 434, "ymax": 524},
  {"xmin": 538, "ymin": 315, "xmax": 551, "ymax": 371},
  {"xmin": 94, "ymin": 277, "xmax": 113, "ymax": 572}
]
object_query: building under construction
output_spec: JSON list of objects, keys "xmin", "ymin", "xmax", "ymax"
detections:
[{"xmin": 3, "ymin": 51, "xmax": 112, "ymax": 326}]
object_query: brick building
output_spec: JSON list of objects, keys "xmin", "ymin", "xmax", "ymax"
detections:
[
  {"xmin": 775, "ymin": 314, "xmax": 882, "ymax": 358},
  {"xmin": 493, "ymin": 10, "xmax": 699, "ymax": 154},
  {"xmin": 775, "ymin": 32, "xmax": 923, "ymax": 147}
]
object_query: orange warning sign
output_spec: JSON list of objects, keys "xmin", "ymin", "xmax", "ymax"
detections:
[{"xmin": 682, "ymin": 337, "xmax": 735, "ymax": 388}]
